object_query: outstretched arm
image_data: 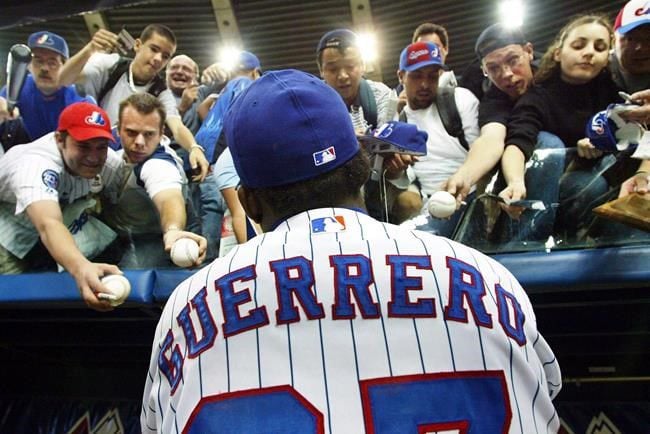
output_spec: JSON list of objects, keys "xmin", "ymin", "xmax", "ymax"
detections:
[
  {"xmin": 58, "ymin": 29, "xmax": 120, "ymax": 87},
  {"xmin": 26, "ymin": 200, "xmax": 120, "ymax": 311}
]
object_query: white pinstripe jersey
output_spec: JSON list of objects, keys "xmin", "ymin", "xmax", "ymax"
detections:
[
  {"xmin": 142, "ymin": 207, "xmax": 561, "ymax": 434},
  {"xmin": 0, "ymin": 132, "xmax": 123, "ymax": 258}
]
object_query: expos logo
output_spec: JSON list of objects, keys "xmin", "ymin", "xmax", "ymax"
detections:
[
  {"xmin": 634, "ymin": 2, "xmax": 649, "ymax": 16},
  {"xmin": 374, "ymin": 121, "xmax": 395, "ymax": 139},
  {"xmin": 85, "ymin": 111, "xmax": 106, "ymax": 127},
  {"xmin": 590, "ymin": 112, "xmax": 608, "ymax": 136},
  {"xmin": 41, "ymin": 169, "xmax": 59, "ymax": 190},
  {"xmin": 36, "ymin": 33, "xmax": 53, "ymax": 46}
]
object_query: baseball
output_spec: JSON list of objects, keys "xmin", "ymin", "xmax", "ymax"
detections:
[
  {"xmin": 428, "ymin": 190, "xmax": 457, "ymax": 219},
  {"xmin": 98, "ymin": 274, "xmax": 131, "ymax": 306},
  {"xmin": 171, "ymin": 237, "xmax": 200, "ymax": 268}
]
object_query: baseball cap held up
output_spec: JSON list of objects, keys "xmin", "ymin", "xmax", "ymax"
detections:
[
  {"xmin": 475, "ymin": 23, "xmax": 527, "ymax": 59},
  {"xmin": 614, "ymin": 0, "xmax": 650, "ymax": 35},
  {"xmin": 399, "ymin": 41, "xmax": 446, "ymax": 72},
  {"xmin": 57, "ymin": 102, "xmax": 114, "ymax": 142},
  {"xmin": 225, "ymin": 69, "xmax": 359, "ymax": 188},
  {"xmin": 28, "ymin": 31, "xmax": 69, "ymax": 59}
]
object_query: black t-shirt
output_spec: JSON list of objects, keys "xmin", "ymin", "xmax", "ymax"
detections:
[
  {"xmin": 505, "ymin": 71, "xmax": 621, "ymax": 160},
  {"xmin": 478, "ymin": 85, "xmax": 514, "ymax": 128}
]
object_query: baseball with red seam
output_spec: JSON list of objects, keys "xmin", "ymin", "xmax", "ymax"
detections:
[
  {"xmin": 98, "ymin": 274, "xmax": 130, "ymax": 306},
  {"xmin": 170, "ymin": 237, "xmax": 199, "ymax": 267}
]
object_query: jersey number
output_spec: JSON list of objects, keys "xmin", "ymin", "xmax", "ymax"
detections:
[{"xmin": 184, "ymin": 371, "xmax": 510, "ymax": 434}]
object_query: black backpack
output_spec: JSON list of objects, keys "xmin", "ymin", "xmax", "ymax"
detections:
[
  {"xmin": 398, "ymin": 85, "xmax": 469, "ymax": 150},
  {"xmin": 96, "ymin": 57, "xmax": 167, "ymax": 106}
]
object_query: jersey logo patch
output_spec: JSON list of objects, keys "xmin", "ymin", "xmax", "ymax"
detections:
[
  {"xmin": 311, "ymin": 215, "xmax": 346, "ymax": 233},
  {"xmin": 42, "ymin": 169, "xmax": 59, "ymax": 190},
  {"xmin": 313, "ymin": 146, "xmax": 336, "ymax": 166}
]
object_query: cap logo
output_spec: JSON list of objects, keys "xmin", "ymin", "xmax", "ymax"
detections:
[
  {"xmin": 408, "ymin": 48, "xmax": 430, "ymax": 61},
  {"xmin": 590, "ymin": 113, "xmax": 607, "ymax": 135},
  {"xmin": 375, "ymin": 122, "xmax": 394, "ymax": 139},
  {"xmin": 634, "ymin": 5, "xmax": 650, "ymax": 17},
  {"xmin": 85, "ymin": 111, "xmax": 106, "ymax": 127},
  {"xmin": 36, "ymin": 34, "xmax": 52, "ymax": 45},
  {"xmin": 313, "ymin": 146, "xmax": 337, "ymax": 166}
]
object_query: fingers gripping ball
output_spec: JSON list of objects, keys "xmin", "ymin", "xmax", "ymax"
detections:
[
  {"xmin": 428, "ymin": 191, "xmax": 457, "ymax": 219},
  {"xmin": 98, "ymin": 274, "xmax": 131, "ymax": 306},
  {"xmin": 171, "ymin": 238, "xmax": 200, "ymax": 268}
]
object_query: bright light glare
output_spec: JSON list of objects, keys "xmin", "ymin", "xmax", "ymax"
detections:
[
  {"xmin": 217, "ymin": 45, "xmax": 242, "ymax": 71},
  {"xmin": 356, "ymin": 32, "xmax": 378, "ymax": 63},
  {"xmin": 499, "ymin": 0, "xmax": 524, "ymax": 28}
]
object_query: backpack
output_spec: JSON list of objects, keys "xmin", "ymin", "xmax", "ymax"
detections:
[
  {"xmin": 358, "ymin": 79, "xmax": 378, "ymax": 129},
  {"xmin": 96, "ymin": 57, "xmax": 167, "ymax": 106},
  {"xmin": 398, "ymin": 85, "xmax": 469, "ymax": 150}
]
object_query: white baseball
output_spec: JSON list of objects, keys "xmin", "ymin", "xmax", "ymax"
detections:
[
  {"xmin": 428, "ymin": 190, "xmax": 457, "ymax": 219},
  {"xmin": 171, "ymin": 238, "xmax": 200, "ymax": 268},
  {"xmin": 99, "ymin": 274, "xmax": 131, "ymax": 306}
]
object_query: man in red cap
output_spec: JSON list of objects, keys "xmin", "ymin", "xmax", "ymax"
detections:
[{"xmin": 0, "ymin": 102, "xmax": 126, "ymax": 311}]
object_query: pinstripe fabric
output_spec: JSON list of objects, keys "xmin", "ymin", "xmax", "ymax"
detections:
[
  {"xmin": 0, "ymin": 132, "xmax": 123, "ymax": 258},
  {"xmin": 142, "ymin": 208, "xmax": 561, "ymax": 433}
]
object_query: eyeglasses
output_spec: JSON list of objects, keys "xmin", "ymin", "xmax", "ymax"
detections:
[
  {"xmin": 32, "ymin": 57, "xmax": 62, "ymax": 69},
  {"xmin": 483, "ymin": 53, "xmax": 526, "ymax": 78}
]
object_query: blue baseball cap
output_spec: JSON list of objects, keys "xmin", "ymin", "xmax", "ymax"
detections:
[
  {"xmin": 359, "ymin": 121, "xmax": 428, "ymax": 156},
  {"xmin": 317, "ymin": 29, "xmax": 358, "ymax": 54},
  {"xmin": 399, "ymin": 41, "xmax": 446, "ymax": 72},
  {"xmin": 237, "ymin": 51, "xmax": 261, "ymax": 71},
  {"xmin": 28, "ymin": 31, "xmax": 69, "ymax": 59},
  {"xmin": 225, "ymin": 69, "xmax": 359, "ymax": 188}
]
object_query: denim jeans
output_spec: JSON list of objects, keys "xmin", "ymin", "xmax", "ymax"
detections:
[{"xmin": 188, "ymin": 170, "xmax": 226, "ymax": 262}]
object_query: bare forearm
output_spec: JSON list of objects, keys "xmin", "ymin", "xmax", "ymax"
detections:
[
  {"xmin": 155, "ymin": 191, "xmax": 187, "ymax": 233},
  {"xmin": 58, "ymin": 45, "xmax": 94, "ymax": 87},
  {"xmin": 501, "ymin": 145, "xmax": 526, "ymax": 185}
]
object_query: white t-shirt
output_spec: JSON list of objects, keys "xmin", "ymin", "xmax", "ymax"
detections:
[
  {"xmin": 82, "ymin": 53, "xmax": 180, "ymax": 125},
  {"xmin": 0, "ymin": 132, "xmax": 123, "ymax": 257},
  {"xmin": 142, "ymin": 207, "xmax": 561, "ymax": 434},
  {"xmin": 101, "ymin": 138, "xmax": 186, "ymax": 235},
  {"xmin": 404, "ymin": 87, "xmax": 479, "ymax": 197}
]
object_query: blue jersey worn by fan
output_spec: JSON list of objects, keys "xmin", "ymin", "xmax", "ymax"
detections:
[{"xmin": 195, "ymin": 76, "xmax": 254, "ymax": 164}]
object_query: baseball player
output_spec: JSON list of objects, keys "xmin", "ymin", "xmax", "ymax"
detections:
[
  {"xmin": 142, "ymin": 70, "xmax": 561, "ymax": 433},
  {"xmin": 0, "ymin": 102, "xmax": 124, "ymax": 311},
  {"xmin": 100, "ymin": 93, "xmax": 207, "ymax": 268}
]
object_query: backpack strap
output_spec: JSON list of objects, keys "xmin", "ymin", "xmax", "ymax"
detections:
[
  {"xmin": 96, "ymin": 57, "xmax": 168, "ymax": 105},
  {"xmin": 437, "ymin": 86, "xmax": 469, "ymax": 151},
  {"xmin": 398, "ymin": 109, "xmax": 408, "ymax": 123},
  {"xmin": 96, "ymin": 57, "xmax": 131, "ymax": 106},
  {"xmin": 358, "ymin": 79, "xmax": 378, "ymax": 129}
]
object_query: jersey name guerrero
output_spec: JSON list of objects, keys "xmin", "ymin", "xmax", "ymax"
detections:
[{"xmin": 159, "ymin": 252, "xmax": 526, "ymax": 392}]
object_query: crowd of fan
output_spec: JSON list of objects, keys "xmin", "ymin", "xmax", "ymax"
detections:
[{"xmin": 0, "ymin": 1, "xmax": 648, "ymax": 310}]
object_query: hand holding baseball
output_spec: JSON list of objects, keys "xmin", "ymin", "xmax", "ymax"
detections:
[
  {"xmin": 97, "ymin": 274, "xmax": 131, "ymax": 307},
  {"xmin": 164, "ymin": 229, "xmax": 207, "ymax": 267}
]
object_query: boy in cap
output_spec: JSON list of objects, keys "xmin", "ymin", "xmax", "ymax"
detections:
[
  {"xmin": 57, "ymin": 24, "xmax": 209, "ymax": 182},
  {"xmin": 0, "ymin": 102, "xmax": 125, "ymax": 311},
  {"xmin": 141, "ymin": 68, "xmax": 561, "ymax": 434},
  {"xmin": 0, "ymin": 31, "xmax": 90, "ymax": 142},
  {"xmin": 317, "ymin": 29, "xmax": 416, "ymax": 222}
]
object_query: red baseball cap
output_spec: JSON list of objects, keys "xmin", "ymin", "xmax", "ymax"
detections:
[{"xmin": 57, "ymin": 102, "xmax": 114, "ymax": 142}]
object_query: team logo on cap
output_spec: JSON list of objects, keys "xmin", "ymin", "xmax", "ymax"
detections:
[
  {"xmin": 313, "ymin": 146, "xmax": 336, "ymax": 166},
  {"xmin": 375, "ymin": 122, "xmax": 395, "ymax": 139},
  {"xmin": 590, "ymin": 113, "xmax": 607, "ymax": 135},
  {"xmin": 42, "ymin": 169, "xmax": 59, "ymax": 190},
  {"xmin": 36, "ymin": 34, "xmax": 52, "ymax": 45},
  {"xmin": 85, "ymin": 111, "xmax": 106, "ymax": 127}
]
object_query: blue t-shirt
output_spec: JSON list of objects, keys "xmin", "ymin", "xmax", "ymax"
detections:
[{"xmin": 1, "ymin": 74, "xmax": 91, "ymax": 141}]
